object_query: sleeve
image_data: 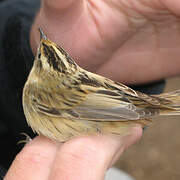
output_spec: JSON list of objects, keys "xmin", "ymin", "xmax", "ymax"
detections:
[
  {"xmin": 0, "ymin": 0, "xmax": 40, "ymax": 171},
  {"xmin": 131, "ymin": 80, "xmax": 166, "ymax": 95}
]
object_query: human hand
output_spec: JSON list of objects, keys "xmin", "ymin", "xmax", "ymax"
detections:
[
  {"xmin": 31, "ymin": 0, "xmax": 180, "ymax": 85},
  {"xmin": 4, "ymin": 127, "xmax": 141, "ymax": 180}
]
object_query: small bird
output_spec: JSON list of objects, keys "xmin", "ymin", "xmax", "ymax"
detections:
[{"xmin": 23, "ymin": 28, "xmax": 180, "ymax": 142}]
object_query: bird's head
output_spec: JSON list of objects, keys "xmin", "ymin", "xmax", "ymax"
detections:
[{"xmin": 34, "ymin": 28, "xmax": 77, "ymax": 75}]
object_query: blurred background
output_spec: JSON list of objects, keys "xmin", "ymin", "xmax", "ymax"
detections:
[{"xmin": 115, "ymin": 77, "xmax": 180, "ymax": 180}]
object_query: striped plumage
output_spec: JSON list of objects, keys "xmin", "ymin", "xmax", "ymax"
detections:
[{"xmin": 23, "ymin": 29, "xmax": 180, "ymax": 142}]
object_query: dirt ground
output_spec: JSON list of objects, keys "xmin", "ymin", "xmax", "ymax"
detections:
[{"xmin": 115, "ymin": 77, "xmax": 180, "ymax": 180}]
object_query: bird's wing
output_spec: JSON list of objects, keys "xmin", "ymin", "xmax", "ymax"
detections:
[
  {"xmin": 34, "ymin": 87, "xmax": 156, "ymax": 121},
  {"xmin": 72, "ymin": 89, "xmax": 140, "ymax": 121},
  {"xmin": 32, "ymin": 67, "xmax": 161, "ymax": 121}
]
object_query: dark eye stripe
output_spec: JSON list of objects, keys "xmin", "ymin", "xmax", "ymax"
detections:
[{"xmin": 38, "ymin": 53, "xmax": 41, "ymax": 59}]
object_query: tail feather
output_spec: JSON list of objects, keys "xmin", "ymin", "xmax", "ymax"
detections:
[{"xmin": 153, "ymin": 90, "xmax": 180, "ymax": 115}]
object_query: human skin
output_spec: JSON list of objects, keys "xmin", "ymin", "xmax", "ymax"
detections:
[
  {"xmin": 31, "ymin": 0, "xmax": 180, "ymax": 85},
  {"xmin": 5, "ymin": 128, "xmax": 141, "ymax": 180},
  {"xmin": 5, "ymin": 0, "xmax": 180, "ymax": 179}
]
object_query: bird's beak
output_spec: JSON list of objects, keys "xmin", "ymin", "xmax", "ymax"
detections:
[
  {"xmin": 36, "ymin": 28, "xmax": 48, "ymax": 61},
  {"xmin": 39, "ymin": 28, "xmax": 47, "ymax": 41},
  {"xmin": 38, "ymin": 28, "xmax": 47, "ymax": 58}
]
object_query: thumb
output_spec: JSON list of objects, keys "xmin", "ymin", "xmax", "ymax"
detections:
[{"xmin": 30, "ymin": 0, "xmax": 85, "ymax": 53}]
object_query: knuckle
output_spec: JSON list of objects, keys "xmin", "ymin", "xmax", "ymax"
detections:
[
  {"xmin": 60, "ymin": 137, "xmax": 107, "ymax": 165},
  {"xmin": 15, "ymin": 145, "xmax": 48, "ymax": 166}
]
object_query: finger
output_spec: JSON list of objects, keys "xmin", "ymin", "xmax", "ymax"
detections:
[
  {"xmin": 41, "ymin": 0, "xmax": 84, "ymax": 17},
  {"xmin": 42, "ymin": 0, "xmax": 82, "ymax": 11},
  {"xmin": 31, "ymin": 0, "xmax": 85, "ymax": 53},
  {"xmin": 109, "ymin": 126, "xmax": 142, "ymax": 166},
  {"xmin": 160, "ymin": 0, "xmax": 180, "ymax": 15},
  {"xmin": 49, "ymin": 127, "xmax": 142, "ymax": 180},
  {"xmin": 4, "ymin": 136, "xmax": 58, "ymax": 180}
]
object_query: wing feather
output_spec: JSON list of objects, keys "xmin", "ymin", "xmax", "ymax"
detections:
[
  {"xmin": 72, "ymin": 92, "xmax": 140, "ymax": 121},
  {"xmin": 34, "ymin": 89, "xmax": 144, "ymax": 121}
]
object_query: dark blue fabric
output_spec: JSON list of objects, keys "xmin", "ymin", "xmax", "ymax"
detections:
[
  {"xmin": 0, "ymin": 0, "xmax": 40, "ymax": 171},
  {"xmin": 0, "ymin": 165, "xmax": 6, "ymax": 179},
  {"xmin": 131, "ymin": 80, "xmax": 166, "ymax": 95}
]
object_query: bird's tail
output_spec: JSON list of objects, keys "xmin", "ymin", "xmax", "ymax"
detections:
[{"xmin": 153, "ymin": 90, "xmax": 180, "ymax": 115}]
